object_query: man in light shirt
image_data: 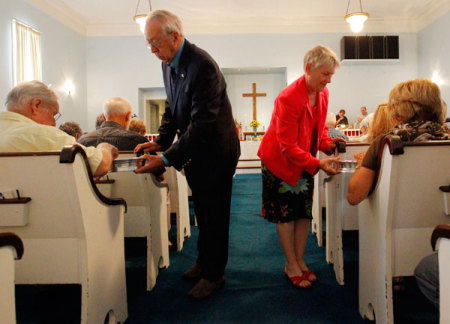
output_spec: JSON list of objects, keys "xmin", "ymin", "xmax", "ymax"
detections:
[{"xmin": 0, "ymin": 81, "xmax": 117, "ymax": 177}]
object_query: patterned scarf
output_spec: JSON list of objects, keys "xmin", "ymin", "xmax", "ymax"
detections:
[{"xmin": 388, "ymin": 121, "xmax": 450, "ymax": 142}]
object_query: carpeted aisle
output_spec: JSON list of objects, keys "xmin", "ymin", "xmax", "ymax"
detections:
[{"xmin": 125, "ymin": 174, "xmax": 367, "ymax": 323}]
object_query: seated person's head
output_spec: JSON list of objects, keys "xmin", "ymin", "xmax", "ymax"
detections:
[
  {"xmin": 360, "ymin": 113, "xmax": 374, "ymax": 135},
  {"xmin": 6, "ymin": 80, "xmax": 59, "ymax": 126},
  {"xmin": 360, "ymin": 106, "xmax": 367, "ymax": 115},
  {"xmin": 326, "ymin": 112, "xmax": 336, "ymax": 128},
  {"xmin": 59, "ymin": 121, "xmax": 83, "ymax": 140},
  {"xmin": 95, "ymin": 113, "xmax": 104, "ymax": 129},
  {"xmin": 128, "ymin": 118, "xmax": 147, "ymax": 135},
  {"xmin": 367, "ymin": 102, "xmax": 397, "ymax": 142},
  {"xmin": 388, "ymin": 79, "xmax": 443, "ymax": 125},
  {"xmin": 339, "ymin": 109, "xmax": 346, "ymax": 117},
  {"xmin": 103, "ymin": 97, "xmax": 133, "ymax": 128}
]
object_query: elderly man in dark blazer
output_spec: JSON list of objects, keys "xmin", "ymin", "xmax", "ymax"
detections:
[{"xmin": 134, "ymin": 9, "xmax": 240, "ymax": 299}]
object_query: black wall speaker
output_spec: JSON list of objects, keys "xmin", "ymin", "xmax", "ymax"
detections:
[{"xmin": 341, "ymin": 35, "xmax": 399, "ymax": 60}]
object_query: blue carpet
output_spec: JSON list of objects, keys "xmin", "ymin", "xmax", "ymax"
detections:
[{"xmin": 15, "ymin": 174, "xmax": 439, "ymax": 323}]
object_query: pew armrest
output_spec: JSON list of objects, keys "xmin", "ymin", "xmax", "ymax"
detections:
[
  {"xmin": 0, "ymin": 232, "xmax": 24, "ymax": 259},
  {"xmin": 60, "ymin": 145, "xmax": 127, "ymax": 212},
  {"xmin": 431, "ymin": 224, "xmax": 450, "ymax": 251}
]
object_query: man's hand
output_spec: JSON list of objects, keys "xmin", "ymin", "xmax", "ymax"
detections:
[
  {"xmin": 134, "ymin": 142, "xmax": 161, "ymax": 154},
  {"xmin": 134, "ymin": 154, "xmax": 165, "ymax": 174},
  {"xmin": 318, "ymin": 156, "xmax": 340, "ymax": 176},
  {"xmin": 97, "ymin": 142, "xmax": 119, "ymax": 160},
  {"xmin": 94, "ymin": 143, "xmax": 119, "ymax": 177}
]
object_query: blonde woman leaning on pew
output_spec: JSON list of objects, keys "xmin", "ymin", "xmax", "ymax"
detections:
[
  {"xmin": 258, "ymin": 45, "xmax": 343, "ymax": 288},
  {"xmin": 353, "ymin": 101, "xmax": 397, "ymax": 162},
  {"xmin": 347, "ymin": 78, "xmax": 449, "ymax": 206}
]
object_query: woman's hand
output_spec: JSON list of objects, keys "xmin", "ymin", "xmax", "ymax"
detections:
[
  {"xmin": 326, "ymin": 138, "xmax": 346, "ymax": 155},
  {"xmin": 318, "ymin": 156, "xmax": 341, "ymax": 175},
  {"xmin": 134, "ymin": 142, "xmax": 161, "ymax": 154}
]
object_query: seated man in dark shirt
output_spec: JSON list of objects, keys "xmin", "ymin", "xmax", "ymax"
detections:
[{"xmin": 78, "ymin": 97, "xmax": 148, "ymax": 150}]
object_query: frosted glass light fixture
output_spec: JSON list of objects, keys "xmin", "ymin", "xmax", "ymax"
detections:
[
  {"xmin": 63, "ymin": 80, "xmax": 74, "ymax": 95},
  {"xmin": 133, "ymin": 0, "xmax": 152, "ymax": 33},
  {"xmin": 345, "ymin": 0, "xmax": 369, "ymax": 33}
]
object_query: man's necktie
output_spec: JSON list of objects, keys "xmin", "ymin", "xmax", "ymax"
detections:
[{"xmin": 170, "ymin": 67, "xmax": 177, "ymax": 98}]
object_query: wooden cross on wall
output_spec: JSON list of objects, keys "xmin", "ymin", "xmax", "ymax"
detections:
[{"xmin": 242, "ymin": 83, "xmax": 266, "ymax": 120}]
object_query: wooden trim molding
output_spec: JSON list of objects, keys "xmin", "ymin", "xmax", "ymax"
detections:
[
  {"xmin": 60, "ymin": 145, "xmax": 127, "ymax": 212},
  {"xmin": 431, "ymin": 224, "xmax": 450, "ymax": 251},
  {"xmin": 0, "ymin": 232, "xmax": 24, "ymax": 259}
]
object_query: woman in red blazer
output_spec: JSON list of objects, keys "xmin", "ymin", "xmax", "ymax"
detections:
[{"xmin": 258, "ymin": 45, "xmax": 344, "ymax": 288}]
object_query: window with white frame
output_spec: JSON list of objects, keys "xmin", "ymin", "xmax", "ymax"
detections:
[{"xmin": 12, "ymin": 19, "xmax": 42, "ymax": 85}]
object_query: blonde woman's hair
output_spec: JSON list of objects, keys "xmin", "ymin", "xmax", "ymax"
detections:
[
  {"xmin": 303, "ymin": 45, "xmax": 340, "ymax": 71},
  {"xmin": 128, "ymin": 118, "xmax": 146, "ymax": 135},
  {"xmin": 388, "ymin": 79, "xmax": 443, "ymax": 124},
  {"xmin": 367, "ymin": 102, "xmax": 397, "ymax": 142}
]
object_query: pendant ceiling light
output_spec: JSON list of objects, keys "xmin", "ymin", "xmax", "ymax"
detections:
[
  {"xmin": 133, "ymin": 0, "xmax": 152, "ymax": 33},
  {"xmin": 345, "ymin": 0, "xmax": 369, "ymax": 33}
]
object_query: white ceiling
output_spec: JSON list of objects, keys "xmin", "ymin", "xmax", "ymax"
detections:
[{"xmin": 27, "ymin": 0, "xmax": 450, "ymax": 36}]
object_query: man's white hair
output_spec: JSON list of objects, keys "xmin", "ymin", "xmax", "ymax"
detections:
[
  {"xmin": 147, "ymin": 9, "xmax": 183, "ymax": 36},
  {"xmin": 5, "ymin": 80, "xmax": 58, "ymax": 113},
  {"xmin": 103, "ymin": 97, "xmax": 132, "ymax": 119}
]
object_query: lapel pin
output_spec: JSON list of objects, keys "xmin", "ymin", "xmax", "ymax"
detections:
[{"xmin": 181, "ymin": 74, "xmax": 185, "ymax": 78}]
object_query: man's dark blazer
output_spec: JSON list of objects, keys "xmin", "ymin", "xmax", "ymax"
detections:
[{"xmin": 155, "ymin": 39, "xmax": 240, "ymax": 178}]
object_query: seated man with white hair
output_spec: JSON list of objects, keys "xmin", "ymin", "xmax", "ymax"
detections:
[
  {"xmin": 78, "ymin": 97, "xmax": 148, "ymax": 150},
  {"xmin": 326, "ymin": 112, "xmax": 349, "ymax": 141},
  {"xmin": 0, "ymin": 80, "xmax": 117, "ymax": 177}
]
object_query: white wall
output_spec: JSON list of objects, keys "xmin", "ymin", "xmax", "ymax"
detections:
[
  {"xmin": 86, "ymin": 33, "xmax": 418, "ymax": 130},
  {"xmin": 0, "ymin": 0, "xmax": 87, "ymax": 128},
  {"xmin": 418, "ymin": 10, "xmax": 450, "ymax": 117}
]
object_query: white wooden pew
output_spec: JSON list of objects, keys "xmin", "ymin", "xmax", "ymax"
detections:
[
  {"xmin": 358, "ymin": 137, "xmax": 450, "ymax": 323},
  {"xmin": 431, "ymin": 224, "xmax": 450, "ymax": 324},
  {"xmin": 0, "ymin": 232, "xmax": 24, "ymax": 324},
  {"xmin": 312, "ymin": 142, "xmax": 368, "ymax": 247},
  {"xmin": 166, "ymin": 166, "xmax": 191, "ymax": 251},
  {"xmin": 97, "ymin": 152, "xmax": 170, "ymax": 290},
  {"xmin": 0, "ymin": 146, "xmax": 128, "ymax": 324},
  {"xmin": 324, "ymin": 142, "xmax": 369, "ymax": 284}
]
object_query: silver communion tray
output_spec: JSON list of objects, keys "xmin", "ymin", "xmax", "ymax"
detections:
[
  {"xmin": 110, "ymin": 157, "xmax": 143, "ymax": 172},
  {"xmin": 337, "ymin": 160, "xmax": 358, "ymax": 173}
]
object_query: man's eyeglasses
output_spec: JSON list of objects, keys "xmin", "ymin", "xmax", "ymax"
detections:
[{"xmin": 53, "ymin": 112, "xmax": 62, "ymax": 122}]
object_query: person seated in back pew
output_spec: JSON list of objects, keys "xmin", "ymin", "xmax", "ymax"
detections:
[
  {"xmin": 0, "ymin": 80, "xmax": 118, "ymax": 177},
  {"xmin": 415, "ymin": 252, "xmax": 439, "ymax": 309},
  {"xmin": 128, "ymin": 117, "xmax": 147, "ymax": 136},
  {"xmin": 326, "ymin": 112, "xmax": 349, "ymax": 141},
  {"xmin": 347, "ymin": 78, "xmax": 449, "ymax": 206},
  {"xmin": 78, "ymin": 97, "xmax": 149, "ymax": 150},
  {"xmin": 59, "ymin": 121, "xmax": 83, "ymax": 140}
]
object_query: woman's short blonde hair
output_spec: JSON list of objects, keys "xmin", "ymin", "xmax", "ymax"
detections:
[
  {"xmin": 388, "ymin": 79, "xmax": 443, "ymax": 124},
  {"xmin": 303, "ymin": 45, "xmax": 340, "ymax": 71},
  {"xmin": 128, "ymin": 118, "xmax": 146, "ymax": 135},
  {"xmin": 367, "ymin": 102, "xmax": 397, "ymax": 142}
]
